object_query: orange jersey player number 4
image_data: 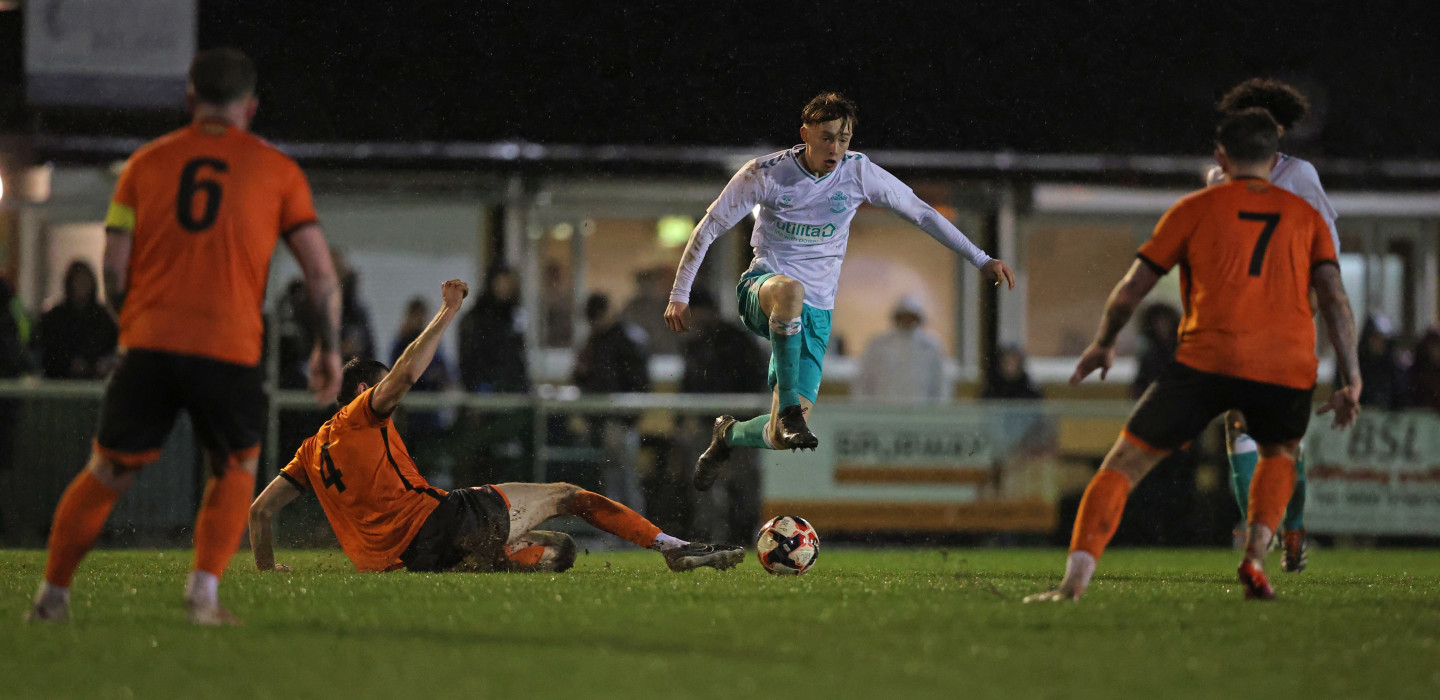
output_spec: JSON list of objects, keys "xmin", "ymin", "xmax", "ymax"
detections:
[{"xmin": 280, "ymin": 386, "xmax": 446, "ymax": 572}]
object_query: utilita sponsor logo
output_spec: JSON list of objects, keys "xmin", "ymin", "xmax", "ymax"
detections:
[{"xmin": 774, "ymin": 221, "xmax": 838, "ymax": 240}]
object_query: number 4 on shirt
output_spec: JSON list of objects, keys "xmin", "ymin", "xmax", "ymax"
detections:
[
  {"xmin": 1239, "ymin": 211, "xmax": 1281, "ymax": 277},
  {"xmin": 319, "ymin": 443, "xmax": 347, "ymax": 492}
]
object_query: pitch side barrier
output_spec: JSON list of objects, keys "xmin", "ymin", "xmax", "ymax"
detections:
[
  {"xmin": 0, "ymin": 379, "xmax": 1127, "ymax": 542},
  {"xmin": 8, "ymin": 380, "xmax": 1433, "ymax": 540}
]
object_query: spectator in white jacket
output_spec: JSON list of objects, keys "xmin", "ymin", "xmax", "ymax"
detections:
[{"xmin": 855, "ymin": 295, "xmax": 948, "ymax": 403}]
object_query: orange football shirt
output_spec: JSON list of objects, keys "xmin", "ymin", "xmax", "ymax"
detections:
[
  {"xmin": 1137, "ymin": 178, "xmax": 1338, "ymax": 390},
  {"xmin": 281, "ymin": 388, "xmax": 446, "ymax": 572},
  {"xmin": 105, "ymin": 122, "xmax": 318, "ymax": 366}
]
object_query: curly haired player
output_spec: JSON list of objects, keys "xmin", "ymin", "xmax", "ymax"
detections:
[
  {"xmin": 1209, "ymin": 79, "xmax": 1340, "ymax": 573},
  {"xmin": 1026, "ymin": 109, "xmax": 1360, "ymax": 602}
]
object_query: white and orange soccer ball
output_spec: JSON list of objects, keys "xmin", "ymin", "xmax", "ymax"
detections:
[{"xmin": 755, "ymin": 515, "xmax": 819, "ymax": 575}]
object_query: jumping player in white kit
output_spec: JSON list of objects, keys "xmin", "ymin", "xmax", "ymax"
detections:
[
  {"xmin": 1207, "ymin": 79, "xmax": 1339, "ymax": 573},
  {"xmin": 663, "ymin": 92, "xmax": 1014, "ymax": 490}
]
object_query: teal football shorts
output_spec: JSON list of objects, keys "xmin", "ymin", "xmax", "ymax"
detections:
[{"xmin": 736, "ymin": 269, "xmax": 832, "ymax": 404}]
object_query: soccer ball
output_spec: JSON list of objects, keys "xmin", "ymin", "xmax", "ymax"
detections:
[{"xmin": 755, "ymin": 515, "xmax": 820, "ymax": 575}]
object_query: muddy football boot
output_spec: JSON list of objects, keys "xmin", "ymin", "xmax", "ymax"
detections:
[{"xmin": 693, "ymin": 415, "xmax": 737, "ymax": 492}]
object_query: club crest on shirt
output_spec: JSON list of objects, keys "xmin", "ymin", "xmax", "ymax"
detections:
[
  {"xmin": 829, "ymin": 191, "xmax": 848, "ymax": 214},
  {"xmin": 777, "ymin": 193, "xmax": 794, "ymax": 209}
]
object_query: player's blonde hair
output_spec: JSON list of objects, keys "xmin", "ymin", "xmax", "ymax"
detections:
[{"xmin": 802, "ymin": 92, "xmax": 858, "ymax": 129}]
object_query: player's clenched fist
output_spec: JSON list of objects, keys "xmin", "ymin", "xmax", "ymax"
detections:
[
  {"xmin": 665, "ymin": 301, "xmax": 691, "ymax": 333},
  {"xmin": 442, "ymin": 279, "xmax": 469, "ymax": 309}
]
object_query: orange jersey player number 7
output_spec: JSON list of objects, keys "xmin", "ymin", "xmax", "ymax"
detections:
[{"xmin": 1137, "ymin": 178, "xmax": 1337, "ymax": 390}]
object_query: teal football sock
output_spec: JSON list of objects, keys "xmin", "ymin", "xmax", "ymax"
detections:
[
  {"xmin": 1282, "ymin": 453, "xmax": 1307, "ymax": 532},
  {"xmin": 770, "ymin": 315, "xmax": 803, "ymax": 409},
  {"xmin": 1228, "ymin": 447, "xmax": 1258, "ymax": 521},
  {"xmin": 726, "ymin": 414, "xmax": 774, "ymax": 450}
]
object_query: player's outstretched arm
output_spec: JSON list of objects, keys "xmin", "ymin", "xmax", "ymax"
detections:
[
  {"xmin": 249, "ymin": 476, "xmax": 303, "ymax": 572},
  {"xmin": 863, "ymin": 162, "xmax": 1013, "ymax": 289},
  {"xmin": 667, "ymin": 216, "xmax": 735, "ymax": 333},
  {"xmin": 667, "ymin": 162, "xmax": 763, "ymax": 332},
  {"xmin": 371, "ymin": 279, "xmax": 468, "ymax": 418},
  {"xmin": 285, "ymin": 224, "xmax": 344, "ymax": 405},
  {"xmin": 666, "ymin": 214, "xmax": 740, "ymax": 333},
  {"xmin": 1071, "ymin": 260, "xmax": 1161, "ymax": 384},
  {"xmin": 1313, "ymin": 264, "xmax": 1362, "ymax": 428}
]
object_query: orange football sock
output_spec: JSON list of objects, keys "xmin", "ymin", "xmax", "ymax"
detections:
[
  {"xmin": 192, "ymin": 464, "xmax": 257, "ymax": 578},
  {"xmin": 567, "ymin": 491, "xmax": 661, "ymax": 548},
  {"xmin": 505, "ymin": 544, "xmax": 547, "ymax": 567},
  {"xmin": 44, "ymin": 470, "xmax": 121, "ymax": 588},
  {"xmin": 1069, "ymin": 469, "xmax": 1134, "ymax": 560},
  {"xmin": 1246, "ymin": 454, "xmax": 1296, "ymax": 534}
]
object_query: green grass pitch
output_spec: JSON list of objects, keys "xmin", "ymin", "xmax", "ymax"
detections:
[{"xmin": 3, "ymin": 547, "xmax": 1438, "ymax": 699}]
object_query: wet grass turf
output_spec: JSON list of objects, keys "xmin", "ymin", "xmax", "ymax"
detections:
[{"xmin": 2, "ymin": 547, "xmax": 1438, "ymax": 699}]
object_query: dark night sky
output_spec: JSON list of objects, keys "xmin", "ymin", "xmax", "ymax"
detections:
[{"xmin": 4, "ymin": 1, "xmax": 1440, "ymax": 158}]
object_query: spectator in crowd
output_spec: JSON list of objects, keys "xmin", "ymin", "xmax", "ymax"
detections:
[
  {"xmin": 855, "ymin": 295, "xmax": 947, "ymax": 402},
  {"xmin": 333, "ymin": 248, "xmax": 376, "ymax": 361},
  {"xmin": 1132, "ymin": 303, "xmax": 1182, "ymax": 399},
  {"xmin": 1341, "ymin": 313, "xmax": 1404, "ymax": 409},
  {"xmin": 273, "ymin": 279, "xmax": 313, "ymax": 390},
  {"xmin": 574, "ymin": 293, "xmax": 649, "ymax": 394},
  {"xmin": 677, "ymin": 289, "xmax": 768, "ymax": 545},
  {"xmin": 0, "ymin": 277, "xmax": 27, "ymax": 477},
  {"xmin": 1403, "ymin": 327, "xmax": 1440, "ymax": 412},
  {"xmin": 0, "ymin": 277, "xmax": 26, "ymax": 376},
  {"xmin": 983, "ymin": 345, "xmax": 1042, "ymax": 400},
  {"xmin": 622, "ymin": 266, "xmax": 681, "ymax": 356},
  {"xmin": 455, "ymin": 266, "xmax": 531, "ymax": 486},
  {"xmin": 542, "ymin": 260, "xmax": 574, "ymax": 347},
  {"xmin": 34, "ymin": 261, "xmax": 118, "ymax": 380},
  {"xmin": 459, "ymin": 266, "xmax": 529, "ymax": 393},
  {"xmin": 574, "ymin": 292, "xmax": 650, "ymax": 511},
  {"xmin": 680, "ymin": 289, "xmax": 767, "ymax": 395}
]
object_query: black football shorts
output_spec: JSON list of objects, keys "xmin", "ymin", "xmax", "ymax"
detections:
[
  {"xmin": 400, "ymin": 486, "xmax": 512, "ymax": 572},
  {"xmin": 95, "ymin": 349, "xmax": 266, "ymax": 468},
  {"xmin": 1125, "ymin": 361, "xmax": 1314, "ymax": 451}
]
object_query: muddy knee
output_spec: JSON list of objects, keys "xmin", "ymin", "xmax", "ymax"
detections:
[{"xmin": 551, "ymin": 483, "xmax": 585, "ymax": 513}]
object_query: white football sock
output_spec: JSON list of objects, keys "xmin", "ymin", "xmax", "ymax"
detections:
[
  {"xmin": 186, "ymin": 570, "xmax": 219, "ymax": 607},
  {"xmin": 761, "ymin": 421, "xmax": 777, "ymax": 450},
  {"xmin": 651, "ymin": 533, "xmax": 690, "ymax": 552},
  {"xmin": 1061, "ymin": 550, "xmax": 1098, "ymax": 597},
  {"xmin": 34, "ymin": 581, "xmax": 70, "ymax": 608}
]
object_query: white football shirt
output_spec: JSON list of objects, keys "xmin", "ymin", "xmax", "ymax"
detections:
[{"xmin": 670, "ymin": 145, "xmax": 992, "ymax": 310}]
